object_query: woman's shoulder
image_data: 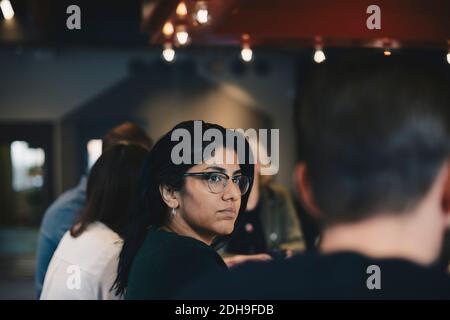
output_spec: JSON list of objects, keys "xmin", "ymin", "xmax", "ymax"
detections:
[
  {"xmin": 53, "ymin": 222, "xmax": 122, "ymax": 271},
  {"xmin": 68, "ymin": 222, "xmax": 122, "ymax": 249},
  {"xmin": 143, "ymin": 227, "xmax": 219, "ymax": 256},
  {"xmin": 129, "ymin": 228, "xmax": 226, "ymax": 289},
  {"xmin": 134, "ymin": 228, "xmax": 225, "ymax": 271}
]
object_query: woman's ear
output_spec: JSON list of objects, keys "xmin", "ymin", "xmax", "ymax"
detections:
[
  {"xmin": 294, "ymin": 163, "xmax": 322, "ymax": 219},
  {"xmin": 159, "ymin": 185, "xmax": 179, "ymax": 209}
]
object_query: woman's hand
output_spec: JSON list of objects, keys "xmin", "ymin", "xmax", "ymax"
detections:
[{"xmin": 224, "ymin": 254, "xmax": 273, "ymax": 268}]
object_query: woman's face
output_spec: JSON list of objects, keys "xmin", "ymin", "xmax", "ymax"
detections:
[{"xmin": 178, "ymin": 148, "xmax": 244, "ymax": 239}]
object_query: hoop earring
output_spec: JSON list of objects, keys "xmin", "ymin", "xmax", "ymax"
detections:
[{"xmin": 171, "ymin": 207, "xmax": 177, "ymax": 217}]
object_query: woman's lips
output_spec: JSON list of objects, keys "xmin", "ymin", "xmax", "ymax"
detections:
[{"xmin": 217, "ymin": 208, "xmax": 237, "ymax": 219}]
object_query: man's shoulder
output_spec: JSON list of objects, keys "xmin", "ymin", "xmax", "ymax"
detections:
[
  {"xmin": 41, "ymin": 184, "xmax": 86, "ymax": 226},
  {"xmin": 49, "ymin": 180, "xmax": 86, "ymax": 211},
  {"xmin": 236, "ymin": 252, "xmax": 450, "ymax": 298},
  {"xmin": 39, "ymin": 180, "xmax": 87, "ymax": 243},
  {"xmin": 181, "ymin": 251, "xmax": 450, "ymax": 299}
]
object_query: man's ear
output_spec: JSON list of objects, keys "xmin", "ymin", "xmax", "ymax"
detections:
[
  {"xmin": 294, "ymin": 163, "xmax": 322, "ymax": 219},
  {"xmin": 159, "ymin": 185, "xmax": 179, "ymax": 209}
]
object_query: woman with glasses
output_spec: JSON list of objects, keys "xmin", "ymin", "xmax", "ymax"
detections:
[{"xmin": 113, "ymin": 120, "xmax": 254, "ymax": 299}]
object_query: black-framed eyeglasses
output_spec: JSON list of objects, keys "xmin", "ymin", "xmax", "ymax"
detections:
[{"xmin": 183, "ymin": 171, "xmax": 251, "ymax": 196}]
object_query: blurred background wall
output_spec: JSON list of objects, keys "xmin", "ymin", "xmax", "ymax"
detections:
[{"xmin": 0, "ymin": 47, "xmax": 298, "ymax": 200}]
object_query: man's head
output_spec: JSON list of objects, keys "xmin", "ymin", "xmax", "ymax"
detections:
[
  {"xmin": 102, "ymin": 122, "xmax": 153, "ymax": 152},
  {"xmin": 295, "ymin": 55, "xmax": 450, "ymax": 229}
]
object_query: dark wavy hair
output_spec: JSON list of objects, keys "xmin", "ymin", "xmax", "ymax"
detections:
[{"xmin": 113, "ymin": 120, "xmax": 254, "ymax": 296}]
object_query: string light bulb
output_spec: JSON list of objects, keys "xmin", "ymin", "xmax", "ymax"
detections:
[
  {"xmin": 0, "ymin": 0, "xmax": 14, "ymax": 20},
  {"xmin": 447, "ymin": 40, "xmax": 450, "ymax": 64},
  {"xmin": 176, "ymin": 1, "xmax": 188, "ymax": 17},
  {"xmin": 162, "ymin": 21, "xmax": 174, "ymax": 37},
  {"xmin": 162, "ymin": 43, "xmax": 175, "ymax": 63},
  {"xmin": 383, "ymin": 39, "xmax": 393, "ymax": 56},
  {"xmin": 241, "ymin": 43, "xmax": 253, "ymax": 62},
  {"xmin": 313, "ymin": 37, "xmax": 325, "ymax": 64},
  {"xmin": 240, "ymin": 34, "xmax": 252, "ymax": 62},
  {"xmin": 175, "ymin": 24, "xmax": 190, "ymax": 46},
  {"xmin": 313, "ymin": 48, "xmax": 326, "ymax": 63},
  {"xmin": 195, "ymin": 1, "xmax": 209, "ymax": 24}
]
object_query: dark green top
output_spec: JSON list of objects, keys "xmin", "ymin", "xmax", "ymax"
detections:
[{"xmin": 125, "ymin": 227, "xmax": 228, "ymax": 299}]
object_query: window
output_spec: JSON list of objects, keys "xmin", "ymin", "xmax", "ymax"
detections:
[
  {"xmin": 87, "ymin": 139, "xmax": 102, "ymax": 170},
  {"xmin": 10, "ymin": 141, "xmax": 45, "ymax": 192}
]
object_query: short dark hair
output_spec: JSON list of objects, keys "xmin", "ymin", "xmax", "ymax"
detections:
[
  {"xmin": 297, "ymin": 55, "xmax": 450, "ymax": 226},
  {"xmin": 71, "ymin": 144, "xmax": 148, "ymax": 238},
  {"xmin": 102, "ymin": 122, "xmax": 153, "ymax": 152}
]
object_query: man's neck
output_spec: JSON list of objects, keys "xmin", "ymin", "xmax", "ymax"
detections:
[{"xmin": 319, "ymin": 212, "xmax": 441, "ymax": 266}]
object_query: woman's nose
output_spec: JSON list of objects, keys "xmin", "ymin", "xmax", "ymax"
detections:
[{"xmin": 222, "ymin": 180, "xmax": 240, "ymax": 201}]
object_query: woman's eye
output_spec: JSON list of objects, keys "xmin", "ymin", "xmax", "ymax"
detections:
[
  {"xmin": 208, "ymin": 174, "xmax": 223, "ymax": 183},
  {"xmin": 232, "ymin": 176, "xmax": 242, "ymax": 184}
]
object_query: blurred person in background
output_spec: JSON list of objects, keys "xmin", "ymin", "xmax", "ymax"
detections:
[
  {"xmin": 35, "ymin": 122, "xmax": 152, "ymax": 298},
  {"xmin": 40, "ymin": 144, "xmax": 148, "ymax": 299},
  {"xmin": 222, "ymin": 140, "xmax": 305, "ymax": 268}
]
